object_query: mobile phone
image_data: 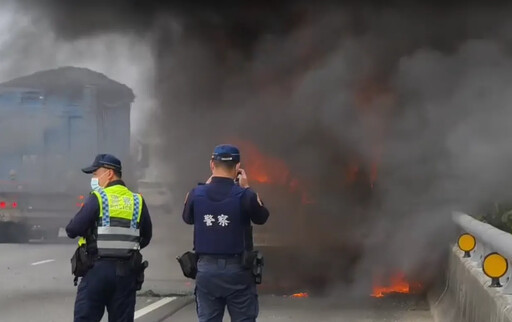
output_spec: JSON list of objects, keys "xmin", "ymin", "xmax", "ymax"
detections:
[{"xmin": 234, "ymin": 171, "xmax": 242, "ymax": 184}]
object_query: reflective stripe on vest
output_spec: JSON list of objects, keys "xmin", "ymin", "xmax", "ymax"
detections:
[{"xmin": 92, "ymin": 186, "xmax": 143, "ymax": 258}]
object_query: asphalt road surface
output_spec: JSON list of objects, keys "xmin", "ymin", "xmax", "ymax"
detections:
[
  {"xmin": 0, "ymin": 210, "xmax": 434, "ymax": 321},
  {"xmin": 166, "ymin": 294, "xmax": 434, "ymax": 322},
  {"xmin": 0, "ymin": 210, "xmax": 193, "ymax": 322}
]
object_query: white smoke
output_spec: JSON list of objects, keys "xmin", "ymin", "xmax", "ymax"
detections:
[{"xmin": 0, "ymin": 1, "xmax": 154, "ymax": 136}]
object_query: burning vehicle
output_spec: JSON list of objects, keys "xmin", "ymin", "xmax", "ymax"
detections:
[
  {"xmin": 225, "ymin": 138, "xmax": 378, "ymax": 293},
  {"xmin": 242, "ymin": 142, "xmax": 432, "ymax": 297}
]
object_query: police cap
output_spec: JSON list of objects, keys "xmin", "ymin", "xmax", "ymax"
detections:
[
  {"xmin": 211, "ymin": 144, "xmax": 240, "ymax": 163},
  {"xmin": 82, "ymin": 154, "xmax": 122, "ymax": 174}
]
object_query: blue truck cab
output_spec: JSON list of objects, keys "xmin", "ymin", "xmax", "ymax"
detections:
[{"xmin": 0, "ymin": 67, "xmax": 136, "ymax": 242}]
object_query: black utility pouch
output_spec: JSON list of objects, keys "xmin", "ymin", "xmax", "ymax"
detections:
[
  {"xmin": 71, "ymin": 245, "xmax": 91, "ymax": 277},
  {"xmin": 71, "ymin": 245, "xmax": 93, "ymax": 286},
  {"xmin": 176, "ymin": 251, "xmax": 198, "ymax": 279}
]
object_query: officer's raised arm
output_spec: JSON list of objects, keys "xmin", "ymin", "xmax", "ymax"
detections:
[
  {"xmin": 243, "ymin": 189, "xmax": 269, "ymax": 225},
  {"xmin": 238, "ymin": 168, "xmax": 269, "ymax": 225}
]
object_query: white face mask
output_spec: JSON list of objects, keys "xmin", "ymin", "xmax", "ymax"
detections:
[
  {"xmin": 90, "ymin": 178, "xmax": 100, "ymax": 191},
  {"xmin": 90, "ymin": 172, "xmax": 108, "ymax": 191}
]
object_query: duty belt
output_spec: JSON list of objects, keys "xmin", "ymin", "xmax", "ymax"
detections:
[{"xmin": 199, "ymin": 254, "xmax": 241, "ymax": 264}]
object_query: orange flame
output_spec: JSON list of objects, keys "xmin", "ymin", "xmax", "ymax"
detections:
[
  {"xmin": 227, "ymin": 139, "xmax": 315, "ymax": 205},
  {"xmin": 371, "ymin": 272, "xmax": 411, "ymax": 298},
  {"xmin": 290, "ymin": 292, "xmax": 309, "ymax": 298},
  {"xmin": 230, "ymin": 139, "xmax": 290, "ymax": 185}
]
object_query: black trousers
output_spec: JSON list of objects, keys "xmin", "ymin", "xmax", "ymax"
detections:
[{"xmin": 74, "ymin": 260, "xmax": 137, "ymax": 322}]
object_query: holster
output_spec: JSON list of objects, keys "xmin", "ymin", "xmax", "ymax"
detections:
[
  {"xmin": 70, "ymin": 245, "xmax": 93, "ymax": 286},
  {"xmin": 136, "ymin": 261, "xmax": 149, "ymax": 291},
  {"xmin": 129, "ymin": 251, "xmax": 143, "ymax": 270},
  {"xmin": 242, "ymin": 250, "xmax": 264, "ymax": 285},
  {"xmin": 176, "ymin": 251, "xmax": 198, "ymax": 279},
  {"xmin": 129, "ymin": 251, "xmax": 148, "ymax": 291}
]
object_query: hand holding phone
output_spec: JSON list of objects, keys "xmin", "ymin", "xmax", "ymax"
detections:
[{"xmin": 238, "ymin": 169, "xmax": 249, "ymax": 188}]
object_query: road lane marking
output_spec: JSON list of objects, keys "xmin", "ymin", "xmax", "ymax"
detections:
[
  {"xmin": 31, "ymin": 259, "xmax": 55, "ymax": 266},
  {"xmin": 134, "ymin": 297, "xmax": 177, "ymax": 319}
]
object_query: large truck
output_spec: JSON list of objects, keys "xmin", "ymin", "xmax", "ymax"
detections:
[{"xmin": 0, "ymin": 66, "xmax": 139, "ymax": 242}]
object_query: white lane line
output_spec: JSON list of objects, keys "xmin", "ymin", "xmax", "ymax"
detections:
[
  {"xmin": 134, "ymin": 297, "xmax": 177, "ymax": 320},
  {"xmin": 31, "ymin": 259, "xmax": 55, "ymax": 266}
]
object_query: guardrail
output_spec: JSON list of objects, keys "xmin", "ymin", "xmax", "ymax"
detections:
[{"xmin": 452, "ymin": 211, "xmax": 512, "ymax": 292}]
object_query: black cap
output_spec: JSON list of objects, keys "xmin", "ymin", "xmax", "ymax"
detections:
[
  {"xmin": 211, "ymin": 144, "xmax": 240, "ymax": 163},
  {"xmin": 82, "ymin": 154, "xmax": 122, "ymax": 174}
]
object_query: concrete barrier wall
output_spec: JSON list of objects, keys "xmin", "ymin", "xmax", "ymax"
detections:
[{"xmin": 431, "ymin": 246, "xmax": 512, "ymax": 322}]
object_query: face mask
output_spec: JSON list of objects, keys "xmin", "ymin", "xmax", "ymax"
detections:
[
  {"xmin": 90, "ymin": 178, "xmax": 100, "ymax": 191},
  {"xmin": 90, "ymin": 171, "xmax": 108, "ymax": 191}
]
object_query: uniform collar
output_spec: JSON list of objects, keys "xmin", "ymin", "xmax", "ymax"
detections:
[
  {"xmin": 106, "ymin": 180, "xmax": 125, "ymax": 188},
  {"xmin": 211, "ymin": 177, "xmax": 235, "ymax": 185}
]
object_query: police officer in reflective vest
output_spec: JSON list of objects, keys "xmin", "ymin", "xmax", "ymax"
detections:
[
  {"xmin": 183, "ymin": 144, "xmax": 270, "ymax": 322},
  {"xmin": 66, "ymin": 154, "xmax": 152, "ymax": 322}
]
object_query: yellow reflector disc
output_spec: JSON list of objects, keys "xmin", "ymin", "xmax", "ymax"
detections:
[
  {"xmin": 458, "ymin": 233, "xmax": 476, "ymax": 252},
  {"xmin": 483, "ymin": 252, "xmax": 508, "ymax": 279}
]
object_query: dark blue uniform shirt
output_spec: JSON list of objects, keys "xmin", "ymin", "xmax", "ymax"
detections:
[
  {"xmin": 182, "ymin": 177, "xmax": 269, "ymax": 226},
  {"xmin": 183, "ymin": 177, "xmax": 269, "ymax": 254},
  {"xmin": 66, "ymin": 180, "xmax": 153, "ymax": 249}
]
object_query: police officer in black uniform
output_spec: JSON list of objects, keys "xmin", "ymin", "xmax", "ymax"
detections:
[
  {"xmin": 182, "ymin": 144, "xmax": 270, "ymax": 322},
  {"xmin": 66, "ymin": 154, "xmax": 152, "ymax": 322}
]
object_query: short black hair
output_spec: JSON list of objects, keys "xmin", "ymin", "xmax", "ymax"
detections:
[
  {"xmin": 102, "ymin": 167, "xmax": 122, "ymax": 179},
  {"xmin": 114, "ymin": 170, "xmax": 122, "ymax": 178},
  {"xmin": 213, "ymin": 160, "xmax": 237, "ymax": 170}
]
